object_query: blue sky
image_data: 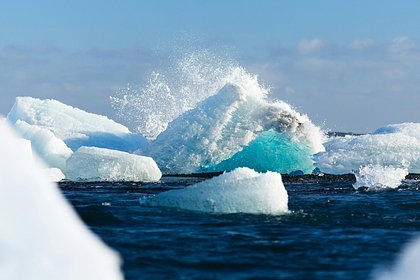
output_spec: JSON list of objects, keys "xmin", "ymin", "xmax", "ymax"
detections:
[{"xmin": 1, "ymin": 0, "xmax": 420, "ymax": 132}]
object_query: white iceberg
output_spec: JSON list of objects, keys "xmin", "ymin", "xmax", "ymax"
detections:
[
  {"xmin": 8, "ymin": 96, "xmax": 148, "ymax": 152},
  {"xmin": 146, "ymin": 83, "xmax": 324, "ymax": 174},
  {"xmin": 0, "ymin": 121, "xmax": 123, "ymax": 280},
  {"xmin": 146, "ymin": 167, "xmax": 288, "ymax": 214},
  {"xmin": 13, "ymin": 120, "xmax": 73, "ymax": 171},
  {"xmin": 375, "ymin": 236, "xmax": 420, "ymax": 280},
  {"xmin": 66, "ymin": 146, "xmax": 162, "ymax": 182},
  {"xmin": 314, "ymin": 123, "xmax": 420, "ymax": 174},
  {"xmin": 352, "ymin": 165, "xmax": 408, "ymax": 190}
]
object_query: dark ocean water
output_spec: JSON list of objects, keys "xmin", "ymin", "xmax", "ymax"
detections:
[{"xmin": 60, "ymin": 175, "xmax": 420, "ymax": 280}]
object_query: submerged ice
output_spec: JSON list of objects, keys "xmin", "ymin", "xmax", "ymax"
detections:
[
  {"xmin": 146, "ymin": 167, "xmax": 288, "ymax": 214},
  {"xmin": 146, "ymin": 83, "xmax": 324, "ymax": 174},
  {"xmin": 314, "ymin": 123, "xmax": 420, "ymax": 174}
]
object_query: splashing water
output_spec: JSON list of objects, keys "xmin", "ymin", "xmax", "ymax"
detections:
[
  {"xmin": 352, "ymin": 164, "xmax": 408, "ymax": 190},
  {"xmin": 110, "ymin": 50, "xmax": 269, "ymax": 140}
]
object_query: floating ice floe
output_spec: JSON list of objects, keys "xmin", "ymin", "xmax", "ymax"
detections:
[
  {"xmin": 375, "ymin": 235, "xmax": 420, "ymax": 280},
  {"xmin": 66, "ymin": 146, "xmax": 162, "ymax": 182},
  {"xmin": 146, "ymin": 167, "xmax": 288, "ymax": 214},
  {"xmin": 8, "ymin": 96, "xmax": 148, "ymax": 152},
  {"xmin": 13, "ymin": 132, "xmax": 66, "ymax": 182},
  {"xmin": 13, "ymin": 120, "xmax": 73, "ymax": 171},
  {"xmin": 352, "ymin": 165, "xmax": 408, "ymax": 190},
  {"xmin": 146, "ymin": 83, "xmax": 325, "ymax": 174},
  {"xmin": 0, "ymin": 121, "xmax": 123, "ymax": 280},
  {"xmin": 314, "ymin": 123, "xmax": 420, "ymax": 174}
]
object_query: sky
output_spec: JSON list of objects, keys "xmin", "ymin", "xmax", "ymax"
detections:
[{"xmin": 1, "ymin": 0, "xmax": 420, "ymax": 133}]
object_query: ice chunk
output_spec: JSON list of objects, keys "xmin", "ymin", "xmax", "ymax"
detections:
[
  {"xmin": 146, "ymin": 167, "xmax": 288, "ymax": 214},
  {"xmin": 352, "ymin": 165, "xmax": 408, "ymax": 190},
  {"xmin": 66, "ymin": 146, "xmax": 162, "ymax": 182},
  {"xmin": 8, "ymin": 96, "xmax": 148, "ymax": 152},
  {"xmin": 146, "ymin": 84, "xmax": 325, "ymax": 174},
  {"xmin": 0, "ymin": 120, "xmax": 123, "ymax": 279},
  {"xmin": 314, "ymin": 123, "xmax": 420, "ymax": 174},
  {"xmin": 46, "ymin": 168, "xmax": 66, "ymax": 182},
  {"xmin": 375, "ymin": 236, "xmax": 420, "ymax": 280},
  {"xmin": 13, "ymin": 120, "xmax": 73, "ymax": 171}
]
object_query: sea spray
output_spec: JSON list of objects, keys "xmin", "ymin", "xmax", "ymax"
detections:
[
  {"xmin": 111, "ymin": 49, "xmax": 325, "ymax": 174},
  {"xmin": 110, "ymin": 50, "xmax": 249, "ymax": 140},
  {"xmin": 352, "ymin": 164, "xmax": 408, "ymax": 190}
]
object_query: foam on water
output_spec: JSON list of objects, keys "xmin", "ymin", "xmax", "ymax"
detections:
[
  {"xmin": 314, "ymin": 123, "xmax": 420, "ymax": 174},
  {"xmin": 145, "ymin": 167, "xmax": 288, "ymax": 214},
  {"xmin": 352, "ymin": 165, "xmax": 408, "ymax": 190}
]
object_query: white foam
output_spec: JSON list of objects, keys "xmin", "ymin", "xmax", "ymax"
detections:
[
  {"xmin": 146, "ymin": 167, "xmax": 288, "ymax": 214},
  {"xmin": 314, "ymin": 123, "xmax": 420, "ymax": 174},
  {"xmin": 0, "ymin": 120, "xmax": 123, "ymax": 280},
  {"xmin": 66, "ymin": 146, "xmax": 162, "ymax": 182},
  {"xmin": 352, "ymin": 165, "xmax": 408, "ymax": 190},
  {"xmin": 8, "ymin": 96, "xmax": 148, "ymax": 152},
  {"xmin": 375, "ymin": 236, "xmax": 420, "ymax": 280}
]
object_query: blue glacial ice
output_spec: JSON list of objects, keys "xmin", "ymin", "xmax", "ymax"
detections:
[
  {"xmin": 145, "ymin": 167, "xmax": 288, "ymax": 214},
  {"xmin": 314, "ymin": 123, "xmax": 420, "ymax": 174},
  {"xmin": 0, "ymin": 120, "xmax": 123, "ymax": 280},
  {"xmin": 145, "ymin": 83, "xmax": 325, "ymax": 174}
]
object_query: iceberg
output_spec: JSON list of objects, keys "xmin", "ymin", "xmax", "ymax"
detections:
[
  {"xmin": 146, "ymin": 84, "xmax": 325, "ymax": 174},
  {"xmin": 352, "ymin": 165, "xmax": 408, "ymax": 190},
  {"xmin": 0, "ymin": 121, "xmax": 123, "ymax": 280},
  {"xmin": 146, "ymin": 167, "xmax": 288, "ymax": 214},
  {"xmin": 13, "ymin": 120, "xmax": 73, "ymax": 171},
  {"xmin": 375, "ymin": 236, "xmax": 420, "ymax": 280},
  {"xmin": 314, "ymin": 123, "xmax": 420, "ymax": 174},
  {"xmin": 8, "ymin": 96, "xmax": 148, "ymax": 152},
  {"xmin": 66, "ymin": 146, "xmax": 162, "ymax": 182}
]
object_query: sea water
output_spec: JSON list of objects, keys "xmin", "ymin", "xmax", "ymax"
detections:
[{"xmin": 60, "ymin": 174, "xmax": 420, "ymax": 280}]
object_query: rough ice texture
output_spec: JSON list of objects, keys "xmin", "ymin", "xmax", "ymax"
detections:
[
  {"xmin": 146, "ymin": 167, "xmax": 288, "ymax": 214},
  {"xmin": 8, "ymin": 96, "xmax": 148, "ymax": 152},
  {"xmin": 146, "ymin": 83, "xmax": 325, "ymax": 174},
  {"xmin": 66, "ymin": 146, "xmax": 162, "ymax": 182},
  {"xmin": 375, "ymin": 236, "xmax": 420, "ymax": 280},
  {"xmin": 13, "ymin": 120, "xmax": 73, "ymax": 171},
  {"xmin": 0, "ymin": 121, "xmax": 123, "ymax": 280},
  {"xmin": 352, "ymin": 165, "xmax": 408, "ymax": 190},
  {"xmin": 314, "ymin": 123, "xmax": 420, "ymax": 174}
]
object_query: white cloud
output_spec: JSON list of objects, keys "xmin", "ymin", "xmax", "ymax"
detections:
[
  {"xmin": 388, "ymin": 37, "xmax": 417, "ymax": 55},
  {"xmin": 348, "ymin": 38, "xmax": 375, "ymax": 50},
  {"xmin": 297, "ymin": 38, "xmax": 325, "ymax": 55}
]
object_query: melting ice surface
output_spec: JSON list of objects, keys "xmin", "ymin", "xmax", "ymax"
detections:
[
  {"xmin": 8, "ymin": 96, "xmax": 148, "ymax": 152},
  {"xmin": 66, "ymin": 146, "xmax": 162, "ymax": 182},
  {"xmin": 352, "ymin": 165, "xmax": 408, "ymax": 190},
  {"xmin": 314, "ymin": 123, "xmax": 420, "ymax": 174},
  {"xmin": 145, "ymin": 167, "xmax": 288, "ymax": 214},
  {"xmin": 0, "ymin": 121, "xmax": 123, "ymax": 280},
  {"xmin": 145, "ymin": 83, "xmax": 324, "ymax": 174}
]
